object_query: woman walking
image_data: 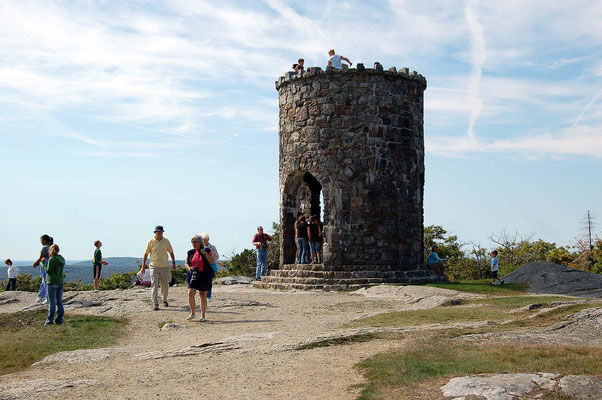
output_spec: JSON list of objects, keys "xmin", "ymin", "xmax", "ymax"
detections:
[
  {"xmin": 185, "ymin": 235, "xmax": 215, "ymax": 322},
  {"xmin": 32, "ymin": 234, "xmax": 53, "ymax": 304},
  {"xmin": 201, "ymin": 233, "xmax": 219, "ymax": 299},
  {"xmin": 44, "ymin": 244, "xmax": 65, "ymax": 325}
]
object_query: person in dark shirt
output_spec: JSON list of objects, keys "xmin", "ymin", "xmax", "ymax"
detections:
[
  {"xmin": 307, "ymin": 215, "xmax": 323, "ymax": 264},
  {"xmin": 93, "ymin": 240, "xmax": 108, "ymax": 291},
  {"xmin": 295, "ymin": 214, "xmax": 310, "ymax": 264},
  {"xmin": 252, "ymin": 226, "xmax": 272, "ymax": 280}
]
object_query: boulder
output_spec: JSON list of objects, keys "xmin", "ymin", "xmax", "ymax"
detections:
[
  {"xmin": 215, "ymin": 276, "xmax": 254, "ymax": 285},
  {"xmin": 503, "ymin": 262, "xmax": 602, "ymax": 297}
]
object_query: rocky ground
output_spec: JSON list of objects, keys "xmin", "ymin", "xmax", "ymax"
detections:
[{"xmin": 0, "ymin": 284, "xmax": 600, "ymax": 400}]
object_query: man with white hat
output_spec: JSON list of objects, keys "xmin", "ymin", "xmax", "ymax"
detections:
[{"xmin": 142, "ymin": 225, "xmax": 176, "ymax": 310}]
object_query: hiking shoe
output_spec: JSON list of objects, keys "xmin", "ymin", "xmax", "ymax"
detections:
[
  {"xmin": 153, "ymin": 304, "xmax": 159, "ymax": 311},
  {"xmin": 164, "ymin": 301, "xmax": 169, "ymax": 307},
  {"xmin": 186, "ymin": 314, "xmax": 196, "ymax": 321}
]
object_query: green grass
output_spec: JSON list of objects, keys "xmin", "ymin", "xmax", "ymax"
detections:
[
  {"xmin": 297, "ymin": 333, "xmax": 378, "ymax": 350},
  {"xmin": 477, "ymin": 295, "xmax": 576, "ymax": 309},
  {"xmin": 423, "ymin": 280, "xmax": 528, "ymax": 295},
  {"xmin": 356, "ymin": 340, "xmax": 602, "ymax": 400},
  {"xmin": 0, "ymin": 310, "xmax": 127, "ymax": 375},
  {"xmin": 349, "ymin": 306, "xmax": 510, "ymax": 328},
  {"xmin": 349, "ymin": 296, "xmax": 601, "ymax": 330}
]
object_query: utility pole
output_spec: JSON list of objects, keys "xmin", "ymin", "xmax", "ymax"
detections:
[
  {"xmin": 581, "ymin": 210, "xmax": 596, "ymax": 266},
  {"xmin": 587, "ymin": 210, "xmax": 593, "ymax": 253}
]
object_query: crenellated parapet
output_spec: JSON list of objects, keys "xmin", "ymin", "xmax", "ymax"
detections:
[{"xmin": 275, "ymin": 62, "xmax": 427, "ymax": 91}]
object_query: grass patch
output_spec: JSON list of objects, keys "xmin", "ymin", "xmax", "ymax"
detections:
[
  {"xmin": 158, "ymin": 320, "xmax": 175, "ymax": 329},
  {"xmin": 349, "ymin": 306, "xmax": 510, "ymax": 328},
  {"xmin": 477, "ymin": 295, "xmax": 579, "ymax": 309},
  {"xmin": 423, "ymin": 280, "xmax": 527, "ymax": 295},
  {"xmin": 0, "ymin": 310, "xmax": 127, "ymax": 375},
  {"xmin": 297, "ymin": 333, "xmax": 378, "ymax": 350},
  {"xmin": 356, "ymin": 339, "xmax": 602, "ymax": 400}
]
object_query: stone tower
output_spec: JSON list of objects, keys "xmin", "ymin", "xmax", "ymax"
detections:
[{"xmin": 257, "ymin": 63, "xmax": 444, "ymax": 290}]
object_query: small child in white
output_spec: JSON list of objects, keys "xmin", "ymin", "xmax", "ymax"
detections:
[
  {"xmin": 490, "ymin": 250, "xmax": 504, "ymax": 285},
  {"xmin": 5, "ymin": 259, "xmax": 19, "ymax": 291}
]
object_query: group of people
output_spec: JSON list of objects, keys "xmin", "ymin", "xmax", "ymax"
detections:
[
  {"xmin": 141, "ymin": 226, "xmax": 220, "ymax": 322},
  {"xmin": 15, "ymin": 225, "xmax": 221, "ymax": 326},
  {"xmin": 292, "ymin": 49, "xmax": 352, "ymax": 73},
  {"xmin": 294, "ymin": 213, "xmax": 324, "ymax": 264},
  {"xmin": 427, "ymin": 245, "xmax": 505, "ymax": 285}
]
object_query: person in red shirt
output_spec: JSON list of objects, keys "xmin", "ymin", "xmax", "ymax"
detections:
[{"xmin": 252, "ymin": 226, "xmax": 272, "ymax": 280}]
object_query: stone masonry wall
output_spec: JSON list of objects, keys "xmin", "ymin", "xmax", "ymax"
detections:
[{"xmin": 276, "ymin": 63, "xmax": 427, "ymax": 276}]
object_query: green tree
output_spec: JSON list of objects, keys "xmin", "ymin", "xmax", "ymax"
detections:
[
  {"xmin": 222, "ymin": 249, "xmax": 257, "ymax": 277},
  {"xmin": 423, "ymin": 225, "xmax": 463, "ymax": 262}
]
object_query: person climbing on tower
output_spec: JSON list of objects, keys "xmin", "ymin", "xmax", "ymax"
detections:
[{"xmin": 327, "ymin": 49, "xmax": 352, "ymax": 69}]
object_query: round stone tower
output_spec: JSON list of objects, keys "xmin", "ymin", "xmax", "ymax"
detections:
[{"xmin": 258, "ymin": 63, "xmax": 443, "ymax": 290}]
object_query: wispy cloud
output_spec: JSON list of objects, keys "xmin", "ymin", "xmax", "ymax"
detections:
[{"xmin": 464, "ymin": 0, "xmax": 486, "ymax": 141}]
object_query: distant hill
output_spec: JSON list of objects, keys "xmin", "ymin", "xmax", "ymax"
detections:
[{"xmin": 3, "ymin": 257, "xmax": 186, "ymax": 284}]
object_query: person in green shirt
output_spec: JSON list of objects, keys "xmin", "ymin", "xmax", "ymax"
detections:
[
  {"xmin": 44, "ymin": 244, "xmax": 65, "ymax": 325},
  {"xmin": 93, "ymin": 240, "xmax": 109, "ymax": 291}
]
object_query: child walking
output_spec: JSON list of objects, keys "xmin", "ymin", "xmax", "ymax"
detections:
[
  {"xmin": 5, "ymin": 259, "xmax": 19, "ymax": 291},
  {"xmin": 490, "ymin": 250, "xmax": 504, "ymax": 285},
  {"xmin": 44, "ymin": 244, "xmax": 66, "ymax": 325}
]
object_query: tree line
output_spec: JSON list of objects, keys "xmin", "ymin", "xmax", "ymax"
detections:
[{"xmin": 2, "ymin": 221, "xmax": 599, "ymax": 292}]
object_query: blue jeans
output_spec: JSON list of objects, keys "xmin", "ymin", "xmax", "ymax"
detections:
[
  {"xmin": 38, "ymin": 265, "xmax": 47, "ymax": 300},
  {"xmin": 5, "ymin": 278, "xmax": 16, "ymax": 291},
  {"xmin": 310, "ymin": 242, "xmax": 321, "ymax": 261},
  {"xmin": 46, "ymin": 284, "xmax": 64, "ymax": 325},
  {"xmin": 256, "ymin": 248, "xmax": 268, "ymax": 279},
  {"xmin": 296, "ymin": 238, "xmax": 310, "ymax": 263}
]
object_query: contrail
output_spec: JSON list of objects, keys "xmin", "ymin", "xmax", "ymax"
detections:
[
  {"xmin": 465, "ymin": 0, "xmax": 486, "ymax": 141},
  {"xmin": 571, "ymin": 87, "xmax": 602, "ymax": 130}
]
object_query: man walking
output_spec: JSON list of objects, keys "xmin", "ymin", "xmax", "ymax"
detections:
[
  {"xmin": 142, "ymin": 226, "xmax": 176, "ymax": 310},
  {"xmin": 252, "ymin": 226, "xmax": 272, "ymax": 280}
]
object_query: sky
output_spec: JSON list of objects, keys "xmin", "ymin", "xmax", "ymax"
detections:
[{"xmin": 0, "ymin": 0, "xmax": 601, "ymax": 261}]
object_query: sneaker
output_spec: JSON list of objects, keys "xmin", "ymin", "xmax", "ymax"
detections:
[
  {"xmin": 41, "ymin": 299, "xmax": 48, "ymax": 305},
  {"xmin": 55, "ymin": 320, "xmax": 63, "ymax": 325},
  {"xmin": 36, "ymin": 297, "xmax": 44, "ymax": 303},
  {"xmin": 44, "ymin": 321, "xmax": 53, "ymax": 326},
  {"xmin": 163, "ymin": 301, "xmax": 169, "ymax": 307},
  {"xmin": 186, "ymin": 314, "xmax": 196, "ymax": 321},
  {"xmin": 153, "ymin": 304, "xmax": 159, "ymax": 311},
  {"xmin": 199, "ymin": 317, "xmax": 206, "ymax": 322},
  {"xmin": 501, "ymin": 280, "xmax": 505, "ymax": 285}
]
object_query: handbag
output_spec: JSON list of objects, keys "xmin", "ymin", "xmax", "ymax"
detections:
[{"xmin": 189, "ymin": 268, "xmax": 200, "ymax": 285}]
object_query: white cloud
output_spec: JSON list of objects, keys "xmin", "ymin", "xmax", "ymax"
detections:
[{"xmin": 427, "ymin": 124, "xmax": 602, "ymax": 159}]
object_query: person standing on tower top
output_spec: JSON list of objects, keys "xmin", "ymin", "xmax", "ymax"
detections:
[{"xmin": 327, "ymin": 49, "xmax": 352, "ymax": 69}]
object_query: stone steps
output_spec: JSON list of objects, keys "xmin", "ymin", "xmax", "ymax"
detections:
[{"xmin": 254, "ymin": 264, "xmax": 446, "ymax": 291}]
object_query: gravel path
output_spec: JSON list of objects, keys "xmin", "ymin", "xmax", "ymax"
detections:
[{"xmin": 0, "ymin": 284, "xmax": 476, "ymax": 400}]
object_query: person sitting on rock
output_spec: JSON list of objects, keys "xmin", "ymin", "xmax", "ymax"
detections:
[
  {"xmin": 134, "ymin": 267, "xmax": 151, "ymax": 287},
  {"xmin": 427, "ymin": 245, "xmax": 448, "ymax": 276}
]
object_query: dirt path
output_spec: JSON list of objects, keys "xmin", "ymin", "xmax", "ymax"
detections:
[{"xmin": 0, "ymin": 284, "xmax": 478, "ymax": 399}]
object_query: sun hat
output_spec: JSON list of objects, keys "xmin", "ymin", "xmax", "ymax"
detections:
[{"xmin": 154, "ymin": 225, "xmax": 164, "ymax": 232}]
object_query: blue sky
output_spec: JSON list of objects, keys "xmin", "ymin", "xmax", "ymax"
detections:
[{"xmin": 1, "ymin": 0, "xmax": 601, "ymax": 261}]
